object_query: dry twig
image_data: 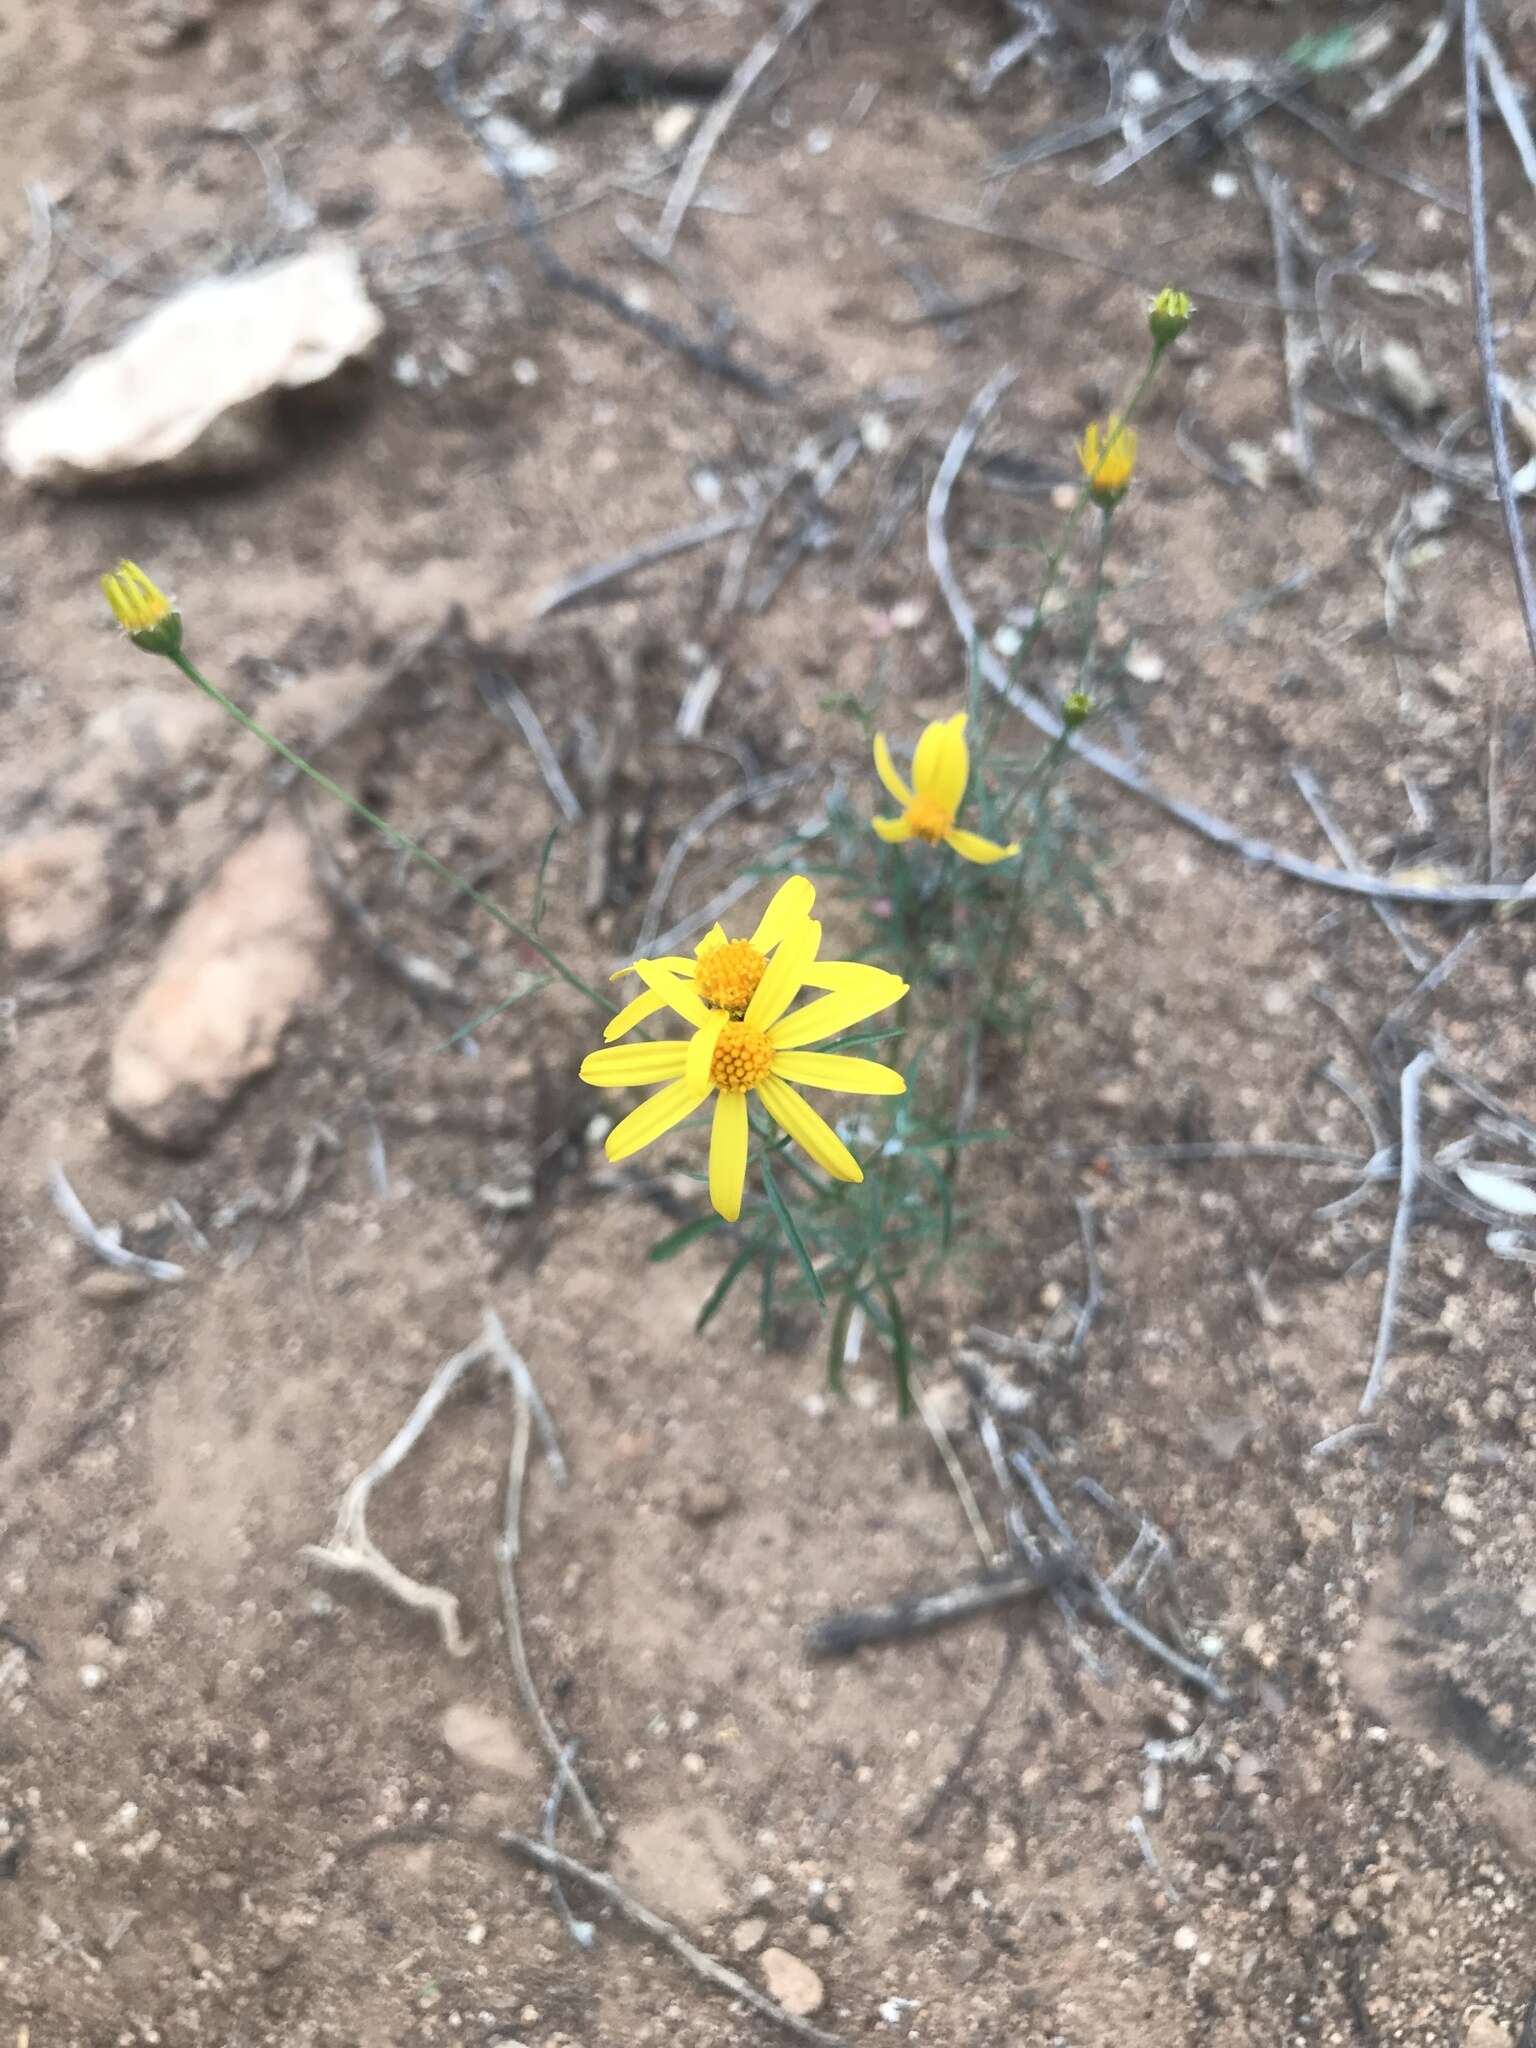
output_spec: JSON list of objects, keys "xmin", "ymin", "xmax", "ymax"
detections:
[
  {"xmin": 47, "ymin": 1163, "xmax": 186, "ymax": 1285},
  {"xmin": 497, "ymin": 1832, "xmax": 848, "ymax": 2048},
  {"xmin": 806, "ymin": 1558, "xmax": 1073, "ymax": 1656},
  {"xmin": 1248, "ymin": 154, "xmax": 1318, "ymax": 487},
  {"xmin": 1289, "ymin": 765, "xmax": 1430, "ymax": 970},
  {"xmin": 1463, "ymin": 0, "xmax": 1536, "ymax": 682},
  {"xmin": 529, "ymin": 514, "xmax": 751, "ymax": 621},
  {"xmin": 653, "ymin": 0, "xmax": 825, "ymax": 256},
  {"xmin": 1360, "ymin": 1050, "xmax": 1436, "ymax": 1415},
  {"xmin": 474, "ymin": 659, "xmax": 585, "ymax": 825}
]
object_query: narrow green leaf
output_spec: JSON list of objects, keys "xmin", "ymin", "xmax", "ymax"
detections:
[
  {"xmin": 872, "ymin": 1277, "xmax": 914, "ymax": 1418},
  {"xmin": 761, "ymin": 1154, "xmax": 826, "ymax": 1309},
  {"xmin": 429, "ymin": 975, "xmax": 555, "ymax": 1053},
  {"xmin": 649, "ymin": 1214, "xmax": 727, "ymax": 1263},
  {"xmin": 696, "ymin": 1240, "xmax": 761, "ymax": 1332},
  {"xmin": 531, "ymin": 824, "xmax": 560, "ymax": 933}
]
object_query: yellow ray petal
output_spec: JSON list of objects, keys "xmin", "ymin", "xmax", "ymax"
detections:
[
  {"xmin": 910, "ymin": 718, "xmax": 945, "ymax": 799},
  {"xmin": 759, "ymin": 1074, "xmax": 862, "ymax": 1183},
  {"xmin": 944, "ymin": 826, "xmax": 1020, "ymax": 865},
  {"xmin": 611, "ymin": 954, "xmax": 695, "ymax": 982},
  {"xmin": 603, "ymin": 987, "xmax": 670, "ymax": 1041},
  {"xmin": 604, "ymin": 1078, "xmax": 712, "ymax": 1162},
  {"xmin": 766, "ymin": 966, "xmax": 909, "ymax": 1050},
  {"xmin": 872, "ymin": 732, "xmax": 912, "ymax": 807},
  {"xmin": 686, "ymin": 1010, "xmax": 726, "ymax": 1094},
  {"xmin": 929, "ymin": 712, "xmax": 970, "ymax": 813},
  {"xmin": 581, "ymin": 1041, "xmax": 692, "ymax": 1085},
  {"xmin": 744, "ymin": 915, "xmax": 821, "ymax": 1032},
  {"xmin": 694, "ymin": 924, "xmax": 730, "ymax": 958},
  {"xmin": 748, "ymin": 875, "xmax": 816, "ymax": 954},
  {"xmin": 634, "ymin": 958, "xmax": 712, "ymax": 1029},
  {"xmin": 802, "ymin": 960, "xmax": 893, "ymax": 993},
  {"xmin": 708, "ymin": 1088, "xmax": 750, "ymax": 1221},
  {"xmin": 872, "ymin": 815, "xmax": 913, "ymax": 843},
  {"xmin": 771, "ymin": 1051, "xmax": 907, "ymax": 1095}
]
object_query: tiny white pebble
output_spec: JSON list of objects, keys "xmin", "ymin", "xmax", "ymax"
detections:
[
  {"xmin": 465, "ymin": 1922, "xmax": 486, "ymax": 1946},
  {"xmin": 1173, "ymin": 1925, "xmax": 1198, "ymax": 1952},
  {"xmin": 79, "ymin": 1664, "xmax": 106, "ymax": 1691}
]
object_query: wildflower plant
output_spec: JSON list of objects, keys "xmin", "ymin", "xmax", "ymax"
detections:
[{"xmin": 97, "ymin": 284, "xmax": 1191, "ymax": 1414}]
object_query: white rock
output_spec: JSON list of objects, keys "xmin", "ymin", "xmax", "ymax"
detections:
[
  {"xmin": 5, "ymin": 246, "xmax": 383, "ymax": 489},
  {"xmin": 1464, "ymin": 2016, "xmax": 1513, "ymax": 2048},
  {"xmin": 1368, "ymin": 337, "xmax": 1443, "ymax": 421},
  {"xmin": 760, "ymin": 1948, "xmax": 825, "ymax": 2016},
  {"xmin": 653, "ymin": 104, "xmax": 698, "ymax": 151},
  {"xmin": 732, "ymin": 1915, "xmax": 768, "ymax": 1953}
]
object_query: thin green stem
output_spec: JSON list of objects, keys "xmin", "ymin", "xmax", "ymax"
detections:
[
  {"xmin": 979, "ymin": 342, "xmax": 1165, "ymax": 759},
  {"xmin": 1077, "ymin": 505, "xmax": 1114, "ymax": 690},
  {"xmin": 168, "ymin": 648, "xmax": 611, "ymax": 1012}
]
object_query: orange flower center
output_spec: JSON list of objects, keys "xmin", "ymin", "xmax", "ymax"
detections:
[
  {"xmin": 904, "ymin": 794, "xmax": 952, "ymax": 845},
  {"xmin": 709, "ymin": 1020, "xmax": 776, "ymax": 1093},
  {"xmin": 694, "ymin": 938, "xmax": 767, "ymax": 1016}
]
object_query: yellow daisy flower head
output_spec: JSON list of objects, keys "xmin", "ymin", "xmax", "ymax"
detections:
[
  {"xmin": 870, "ymin": 712, "xmax": 1019, "ymax": 865},
  {"xmin": 100, "ymin": 559, "xmax": 182, "ymax": 657},
  {"xmin": 1077, "ymin": 417, "xmax": 1136, "ymax": 510},
  {"xmin": 1148, "ymin": 286, "xmax": 1192, "ymax": 349},
  {"xmin": 581, "ymin": 914, "xmax": 908, "ymax": 1223},
  {"xmin": 606, "ymin": 875, "xmax": 822, "ymax": 1042}
]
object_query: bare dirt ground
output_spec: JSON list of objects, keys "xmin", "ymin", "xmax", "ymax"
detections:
[{"xmin": 4, "ymin": 1, "xmax": 1536, "ymax": 2043}]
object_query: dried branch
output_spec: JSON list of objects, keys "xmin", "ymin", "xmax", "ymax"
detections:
[
  {"xmin": 653, "ymin": 0, "xmax": 825, "ymax": 256},
  {"xmin": 496, "ymin": 1832, "xmax": 848, "ymax": 2048},
  {"xmin": 1359, "ymin": 1051, "xmax": 1437, "ymax": 1414},
  {"xmin": 1463, "ymin": 0, "xmax": 1536, "ymax": 682},
  {"xmin": 47, "ymin": 1163, "xmax": 186, "ymax": 1285}
]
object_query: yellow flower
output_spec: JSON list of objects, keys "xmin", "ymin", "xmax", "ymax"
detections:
[
  {"xmin": 580, "ymin": 917, "xmax": 908, "ymax": 1222},
  {"xmin": 100, "ymin": 559, "xmax": 182, "ymax": 656},
  {"xmin": 1077, "ymin": 417, "xmax": 1136, "ymax": 509},
  {"xmin": 1148, "ymin": 286, "xmax": 1192, "ymax": 348},
  {"xmin": 870, "ymin": 712, "xmax": 1018, "ymax": 864},
  {"xmin": 606, "ymin": 876, "xmax": 872, "ymax": 1042}
]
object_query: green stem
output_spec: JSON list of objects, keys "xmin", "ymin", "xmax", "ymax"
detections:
[
  {"xmin": 979, "ymin": 342, "xmax": 1165, "ymax": 757},
  {"xmin": 168, "ymin": 648, "xmax": 611, "ymax": 1013},
  {"xmin": 1077, "ymin": 505, "xmax": 1114, "ymax": 690}
]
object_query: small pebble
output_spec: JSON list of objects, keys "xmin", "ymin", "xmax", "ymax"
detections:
[
  {"xmin": 760, "ymin": 1948, "xmax": 825, "ymax": 2017},
  {"xmin": 680, "ymin": 1481, "xmax": 735, "ymax": 1525},
  {"xmin": 732, "ymin": 1916, "xmax": 768, "ymax": 1954},
  {"xmin": 1172, "ymin": 1925, "xmax": 1198, "ymax": 1953}
]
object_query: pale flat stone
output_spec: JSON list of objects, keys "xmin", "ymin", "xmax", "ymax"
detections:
[
  {"xmin": 109, "ymin": 816, "xmax": 330, "ymax": 1149},
  {"xmin": 5, "ymin": 245, "xmax": 383, "ymax": 488},
  {"xmin": 759, "ymin": 1948, "xmax": 824, "ymax": 2017}
]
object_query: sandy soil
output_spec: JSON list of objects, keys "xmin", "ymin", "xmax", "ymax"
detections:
[{"xmin": 3, "ymin": 1, "xmax": 1536, "ymax": 2043}]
